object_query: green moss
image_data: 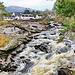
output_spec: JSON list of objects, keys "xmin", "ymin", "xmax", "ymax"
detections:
[
  {"xmin": 6, "ymin": 42, "xmax": 19, "ymax": 50},
  {"xmin": 57, "ymin": 36, "xmax": 64, "ymax": 43}
]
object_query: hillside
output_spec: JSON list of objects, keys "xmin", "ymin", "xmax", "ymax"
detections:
[{"xmin": 6, "ymin": 6, "xmax": 30, "ymax": 12}]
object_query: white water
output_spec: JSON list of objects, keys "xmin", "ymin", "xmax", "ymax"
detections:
[{"xmin": 12, "ymin": 26, "xmax": 75, "ymax": 75}]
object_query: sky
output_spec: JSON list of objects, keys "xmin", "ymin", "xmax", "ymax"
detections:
[{"xmin": 0, "ymin": 0, "xmax": 56, "ymax": 11}]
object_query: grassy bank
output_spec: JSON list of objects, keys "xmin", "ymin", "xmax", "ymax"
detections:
[{"xmin": 0, "ymin": 34, "xmax": 10, "ymax": 47}]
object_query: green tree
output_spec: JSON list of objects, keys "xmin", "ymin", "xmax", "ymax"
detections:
[
  {"xmin": 31, "ymin": 10, "xmax": 36, "ymax": 17},
  {"xmin": 24, "ymin": 10, "xmax": 31, "ymax": 14},
  {"xmin": 0, "ymin": 2, "xmax": 10, "ymax": 21},
  {"xmin": 0, "ymin": 2, "xmax": 6, "ymax": 13},
  {"xmin": 54, "ymin": 0, "xmax": 75, "ymax": 17},
  {"xmin": 36, "ymin": 11, "xmax": 41, "ymax": 15}
]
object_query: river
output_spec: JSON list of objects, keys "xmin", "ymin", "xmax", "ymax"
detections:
[{"xmin": 0, "ymin": 21, "xmax": 75, "ymax": 75}]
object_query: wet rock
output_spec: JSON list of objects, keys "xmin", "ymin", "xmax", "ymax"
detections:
[
  {"xmin": 34, "ymin": 43, "xmax": 52, "ymax": 53},
  {"xmin": 56, "ymin": 43, "xmax": 68, "ymax": 54},
  {"xmin": 58, "ymin": 68, "xmax": 73, "ymax": 75},
  {"xmin": 50, "ymin": 31, "xmax": 56, "ymax": 35},
  {"xmin": 20, "ymin": 56, "xmax": 25, "ymax": 59},
  {"xmin": 20, "ymin": 59, "xmax": 33, "ymax": 73},
  {"xmin": 10, "ymin": 57, "xmax": 15, "ymax": 62},
  {"xmin": 2, "ymin": 63, "xmax": 17, "ymax": 71},
  {"xmin": 11, "ymin": 51, "xmax": 16, "ymax": 56},
  {"xmin": 16, "ymin": 50, "xmax": 22, "ymax": 54}
]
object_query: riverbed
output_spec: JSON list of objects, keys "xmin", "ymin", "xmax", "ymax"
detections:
[{"xmin": 0, "ymin": 21, "xmax": 75, "ymax": 75}]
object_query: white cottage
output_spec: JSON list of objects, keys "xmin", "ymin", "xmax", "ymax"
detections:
[{"xmin": 36, "ymin": 15, "xmax": 43, "ymax": 19}]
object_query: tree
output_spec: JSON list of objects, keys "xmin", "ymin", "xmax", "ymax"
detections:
[
  {"xmin": 24, "ymin": 10, "xmax": 30, "ymax": 14},
  {"xmin": 0, "ymin": 2, "xmax": 6, "ymax": 13},
  {"xmin": 54, "ymin": 0, "xmax": 75, "ymax": 17},
  {"xmin": 0, "ymin": 2, "xmax": 10, "ymax": 21},
  {"xmin": 35, "ymin": 11, "xmax": 41, "ymax": 15}
]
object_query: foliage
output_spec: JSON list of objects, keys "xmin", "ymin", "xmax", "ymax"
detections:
[
  {"xmin": 35, "ymin": 11, "xmax": 41, "ymax": 15},
  {"xmin": 59, "ymin": 28, "xmax": 67, "ymax": 35},
  {"xmin": 73, "ymin": 71, "xmax": 75, "ymax": 75},
  {"xmin": 0, "ymin": 2, "xmax": 6, "ymax": 12},
  {"xmin": 24, "ymin": 10, "xmax": 31, "ymax": 14},
  {"xmin": 0, "ymin": 28, "xmax": 3, "ymax": 31},
  {"xmin": 0, "ymin": 2, "xmax": 6, "ymax": 20},
  {"xmin": 69, "ymin": 21, "xmax": 75, "ymax": 32},
  {"xmin": 0, "ymin": 2, "xmax": 10, "ymax": 26},
  {"xmin": 62, "ymin": 21, "xmax": 69, "ymax": 27},
  {"xmin": 1, "ymin": 12, "xmax": 11, "ymax": 17},
  {"xmin": 54, "ymin": 0, "xmax": 75, "ymax": 17},
  {"xmin": 43, "ymin": 13, "xmax": 48, "ymax": 17},
  {"xmin": 0, "ymin": 34, "xmax": 10, "ymax": 47}
]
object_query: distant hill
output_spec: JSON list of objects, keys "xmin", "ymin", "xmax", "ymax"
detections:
[
  {"xmin": 5, "ymin": 6, "xmax": 33, "ymax": 12},
  {"xmin": 5, "ymin": 6, "xmax": 25, "ymax": 12}
]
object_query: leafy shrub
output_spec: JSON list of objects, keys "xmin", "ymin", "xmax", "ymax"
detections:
[
  {"xmin": 62, "ymin": 21, "xmax": 69, "ymax": 27},
  {"xmin": 61, "ymin": 27, "xmax": 66, "ymax": 29},
  {"xmin": 59, "ymin": 28, "xmax": 67, "ymax": 35},
  {"xmin": 69, "ymin": 21, "xmax": 75, "ymax": 32}
]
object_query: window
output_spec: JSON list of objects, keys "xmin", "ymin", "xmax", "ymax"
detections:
[
  {"xmin": 22, "ymin": 15, "xmax": 24, "ymax": 17},
  {"xmin": 29, "ymin": 15, "xmax": 33, "ymax": 17},
  {"xmin": 25, "ymin": 15, "xmax": 28, "ymax": 17}
]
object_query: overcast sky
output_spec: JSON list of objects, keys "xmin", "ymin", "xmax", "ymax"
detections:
[{"xmin": 0, "ymin": 0, "xmax": 56, "ymax": 11}]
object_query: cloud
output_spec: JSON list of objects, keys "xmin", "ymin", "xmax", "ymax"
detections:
[{"xmin": 0, "ymin": 0, "xmax": 56, "ymax": 10}]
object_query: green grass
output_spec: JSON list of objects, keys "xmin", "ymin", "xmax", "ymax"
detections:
[{"xmin": 73, "ymin": 71, "xmax": 75, "ymax": 75}]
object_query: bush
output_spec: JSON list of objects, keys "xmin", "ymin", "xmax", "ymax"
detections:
[
  {"xmin": 59, "ymin": 28, "xmax": 67, "ymax": 35},
  {"xmin": 69, "ymin": 21, "xmax": 75, "ymax": 32},
  {"xmin": 62, "ymin": 21, "xmax": 69, "ymax": 27}
]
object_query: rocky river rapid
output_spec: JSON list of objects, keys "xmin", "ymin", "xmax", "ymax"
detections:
[{"xmin": 0, "ymin": 21, "xmax": 75, "ymax": 75}]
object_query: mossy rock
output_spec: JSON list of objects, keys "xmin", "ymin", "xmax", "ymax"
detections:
[
  {"xmin": 57, "ymin": 37, "xmax": 64, "ymax": 43},
  {"xmin": 6, "ymin": 42, "xmax": 19, "ymax": 50}
]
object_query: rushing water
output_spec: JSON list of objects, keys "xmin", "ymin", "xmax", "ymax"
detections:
[{"xmin": 0, "ymin": 25, "xmax": 75, "ymax": 75}]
